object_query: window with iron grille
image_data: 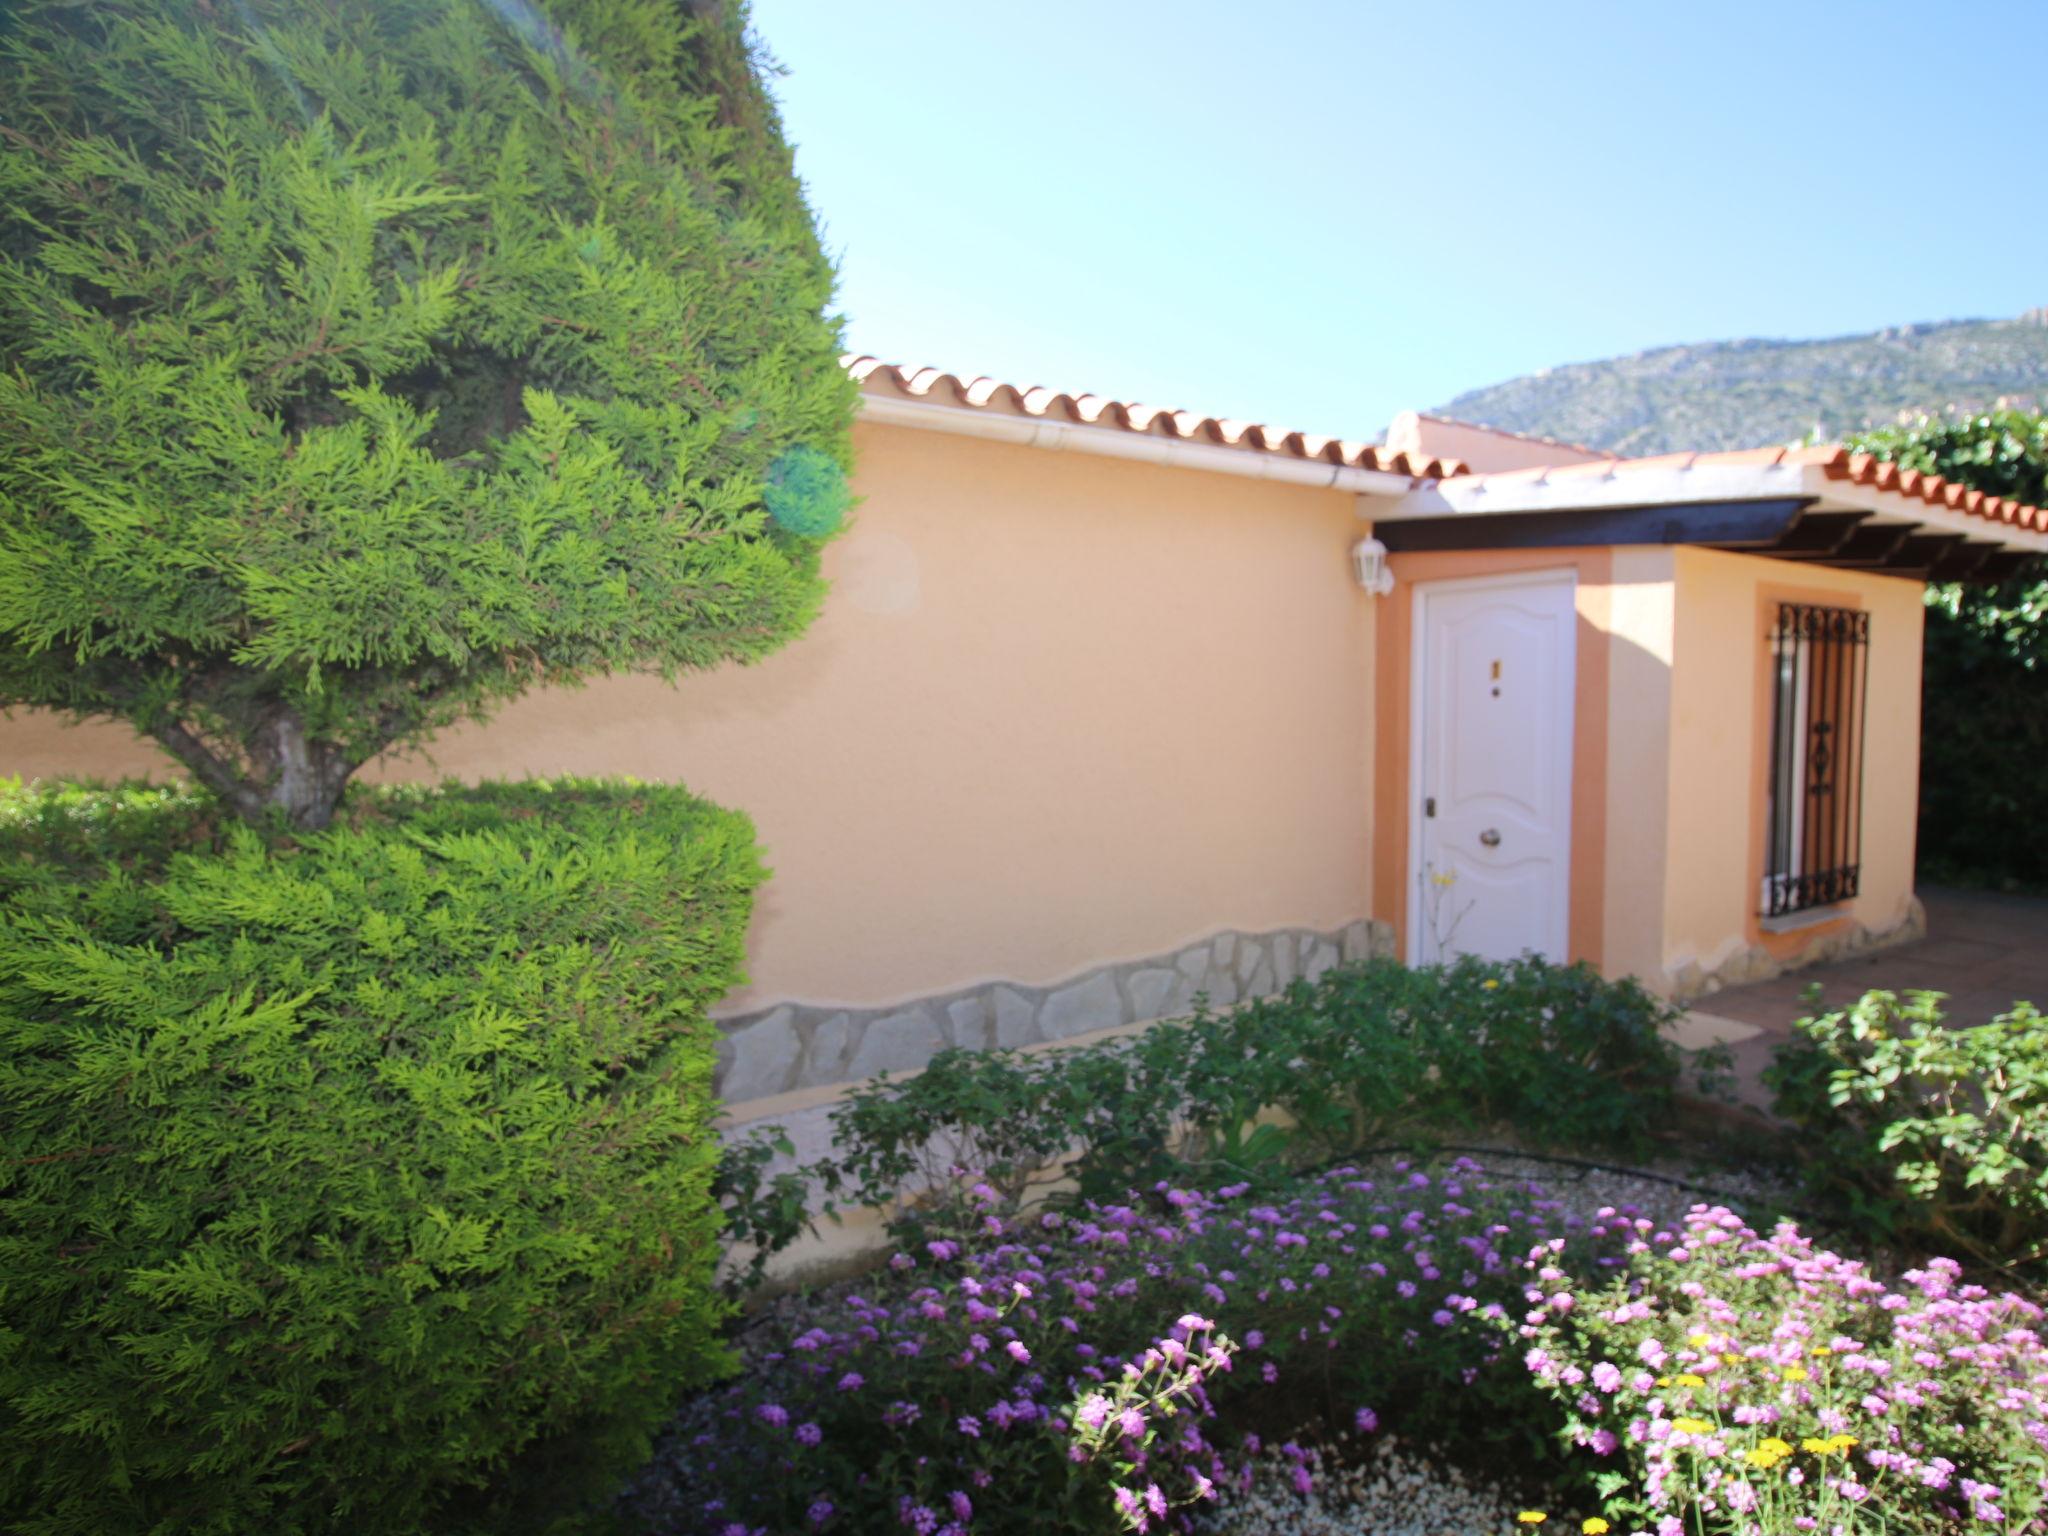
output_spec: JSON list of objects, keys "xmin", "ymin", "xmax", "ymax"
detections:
[{"xmin": 1763, "ymin": 603, "xmax": 1870, "ymax": 918}]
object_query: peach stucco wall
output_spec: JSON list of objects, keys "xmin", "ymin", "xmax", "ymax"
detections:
[
  {"xmin": 0, "ymin": 420, "xmax": 1379, "ymax": 1014},
  {"xmin": 1599, "ymin": 547, "xmax": 1679, "ymax": 987},
  {"xmin": 1661, "ymin": 547, "xmax": 1924, "ymax": 983}
]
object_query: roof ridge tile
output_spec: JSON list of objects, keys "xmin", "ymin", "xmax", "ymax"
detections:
[{"xmin": 843, "ymin": 354, "xmax": 1462, "ymax": 478}]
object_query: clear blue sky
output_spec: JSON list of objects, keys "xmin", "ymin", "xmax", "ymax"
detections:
[{"xmin": 748, "ymin": 0, "xmax": 2048, "ymax": 441}]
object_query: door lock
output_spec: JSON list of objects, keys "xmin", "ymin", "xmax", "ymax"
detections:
[{"xmin": 1478, "ymin": 828, "xmax": 1501, "ymax": 848}]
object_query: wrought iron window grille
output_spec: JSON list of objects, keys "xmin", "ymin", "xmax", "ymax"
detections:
[{"xmin": 1763, "ymin": 602, "xmax": 1870, "ymax": 919}]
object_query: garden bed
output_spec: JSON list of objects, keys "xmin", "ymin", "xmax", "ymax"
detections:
[{"xmin": 627, "ymin": 1132, "xmax": 2045, "ymax": 1535}]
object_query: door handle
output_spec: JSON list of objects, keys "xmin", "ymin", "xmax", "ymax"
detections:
[{"xmin": 1478, "ymin": 828, "xmax": 1501, "ymax": 848}]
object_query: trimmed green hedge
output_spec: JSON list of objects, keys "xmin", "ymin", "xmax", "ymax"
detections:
[{"xmin": 0, "ymin": 778, "xmax": 761, "ymax": 1535}]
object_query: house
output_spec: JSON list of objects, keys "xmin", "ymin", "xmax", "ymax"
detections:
[{"xmin": 6, "ymin": 357, "xmax": 2044, "ymax": 1119}]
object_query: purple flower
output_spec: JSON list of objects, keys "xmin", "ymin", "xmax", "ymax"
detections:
[
  {"xmin": 835, "ymin": 1372, "xmax": 864, "ymax": 1392},
  {"xmin": 755, "ymin": 1403, "xmax": 789, "ymax": 1430},
  {"xmin": 1006, "ymin": 1340, "xmax": 1031, "ymax": 1364},
  {"xmin": 794, "ymin": 1421, "xmax": 822, "ymax": 1447},
  {"xmin": 1354, "ymin": 1406, "xmax": 1379, "ymax": 1433},
  {"xmin": 956, "ymin": 1415, "xmax": 981, "ymax": 1439},
  {"xmin": 1144, "ymin": 1483, "xmax": 1168, "ymax": 1517},
  {"xmin": 806, "ymin": 1499, "xmax": 835, "ymax": 1528},
  {"xmin": 949, "ymin": 1491, "xmax": 973, "ymax": 1522}
]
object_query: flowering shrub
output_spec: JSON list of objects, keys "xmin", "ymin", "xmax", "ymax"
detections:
[
  {"xmin": 625, "ymin": 1159, "xmax": 1641, "ymax": 1533},
  {"xmin": 1070, "ymin": 1326, "xmax": 1239, "ymax": 1530},
  {"xmin": 1767, "ymin": 988, "xmax": 2048, "ymax": 1271},
  {"xmin": 823, "ymin": 956, "xmax": 1707, "ymax": 1220},
  {"xmin": 1517, "ymin": 1204, "xmax": 2048, "ymax": 1534}
]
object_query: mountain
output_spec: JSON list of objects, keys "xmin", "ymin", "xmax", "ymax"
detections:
[{"xmin": 1432, "ymin": 310, "xmax": 2048, "ymax": 457}]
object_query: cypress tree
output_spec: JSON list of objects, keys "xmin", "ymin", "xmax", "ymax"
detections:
[{"xmin": 0, "ymin": 0, "xmax": 855, "ymax": 828}]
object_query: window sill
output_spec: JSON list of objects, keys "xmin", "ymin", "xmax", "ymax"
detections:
[{"xmin": 1759, "ymin": 904, "xmax": 1851, "ymax": 935}]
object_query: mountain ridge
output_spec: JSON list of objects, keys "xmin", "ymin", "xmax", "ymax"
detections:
[{"xmin": 1432, "ymin": 311, "xmax": 2048, "ymax": 457}]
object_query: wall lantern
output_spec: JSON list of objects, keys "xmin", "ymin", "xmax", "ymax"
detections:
[{"xmin": 1350, "ymin": 536, "xmax": 1395, "ymax": 597}]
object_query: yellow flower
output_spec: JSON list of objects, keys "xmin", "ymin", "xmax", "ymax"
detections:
[
  {"xmin": 1654, "ymin": 1376, "xmax": 1671, "ymax": 1387},
  {"xmin": 1721, "ymin": 1353, "xmax": 1743, "ymax": 1367},
  {"xmin": 1782, "ymin": 1365, "xmax": 1808, "ymax": 1383},
  {"xmin": 1745, "ymin": 1438, "xmax": 1794, "ymax": 1470},
  {"xmin": 1674, "ymin": 1373, "xmax": 1706, "ymax": 1388},
  {"xmin": 1672, "ymin": 1417, "xmax": 1714, "ymax": 1436},
  {"xmin": 1481, "ymin": 978, "xmax": 1500, "ymax": 990},
  {"xmin": 1517, "ymin": 1516, "xmax": 1547, "ymax": 1527},
  {"xmin": 1799, "ymin": 1434, "xmax": 1857, "ymax": 1457},
  {"xmin": 1810, "ymin": 1346, "xmax": 1832, "ymax": 1357},
  {"xmin": 1687, "ymin": 1332, "xmax": 1710, "ymax": 1347},
  {"xmin": 1801, "ymin": 1436, "xmax": 1831, "ymax": 1455},
  {"xmin": 1583, "ymin": 1521, "xmax": 1610, "ymax": 1535}
]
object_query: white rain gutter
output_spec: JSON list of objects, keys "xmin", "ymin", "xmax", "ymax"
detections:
[{"xmin": 859, "ymin": 393, "xmax": 1419, "ymax": 497}]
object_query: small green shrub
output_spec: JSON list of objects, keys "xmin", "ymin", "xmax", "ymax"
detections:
[
  {"xmin": 711, "ymin": 1125, "xmax": 824, "ymax": 1297},
  {"xmin": 0, "ymin": 777, "xmax": 762, "ymax": 1536},
  {"xmin": 822, "ymin": 954, "xmax": 1701, "ymax": 1224},
  {"xmin": 1766, "ymin": 988, "xmax": 2048, "ymax": 1270}
]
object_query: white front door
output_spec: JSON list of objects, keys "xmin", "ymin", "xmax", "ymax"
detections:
[{"xmin": 1408, "ymin": 571, "xmax": 1577, "ymax": 965}]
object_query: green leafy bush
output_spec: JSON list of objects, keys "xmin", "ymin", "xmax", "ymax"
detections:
[
  {"xmin": 823, "ymin": 954, "xmax": 1702, "ymax": 1224},
  {"xmin": 0, "ymin": 777, "xmax": 762, "ymax": 1536},
  {"xmin": 0, "ymin": 0, "xmax": 854, "ymax": 829},
  {"xmin": 1766, "ymin": 988, "xmax": 2048, "ymax": 1270},
  {"xmin": 1845, "ymin": 411, "xmax": 2048, "ymax": 890}
]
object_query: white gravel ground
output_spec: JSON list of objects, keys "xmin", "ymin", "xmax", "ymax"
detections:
[{"xmin": 1201, "ymin": 1435, "xmax": 1528, "ymax": 1536}]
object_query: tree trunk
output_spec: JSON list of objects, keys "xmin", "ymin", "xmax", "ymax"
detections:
[
  {"xmin": 257, "ymin": 711, "xmax": 355, "ymax": 830},
  {"xmin": 150, "ymin": 707, "xmax": 357, "ymax": 832}
]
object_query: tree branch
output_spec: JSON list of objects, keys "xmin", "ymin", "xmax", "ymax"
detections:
[{"xmin": 149, "ymin": 717, "xmax": 266, "ymax": 823}]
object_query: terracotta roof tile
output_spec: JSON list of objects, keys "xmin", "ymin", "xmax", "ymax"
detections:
[
  {"xmin": 1787, "ymin": 445, "xmax": 1849, "ymax": 468},
  {"xmin": 846, "ymin": 356, "xmax": 1464, "ymax": 480},
  {"xmin": 1448, "ymin": 439, "xmax": 2048, "ymax": 545},
  {"xmin": 850, "ymin": 354, "xmax": 2045, "ymax": 543}
]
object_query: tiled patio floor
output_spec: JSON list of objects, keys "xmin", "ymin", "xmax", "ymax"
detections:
[{"xmin": 1683, "ymin": 886, "xmax": 2048, "ymax": 1111}]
